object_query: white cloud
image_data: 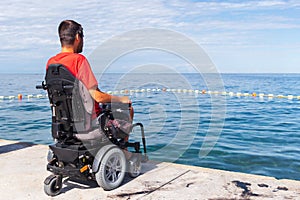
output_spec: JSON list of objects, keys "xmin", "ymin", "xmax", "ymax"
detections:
[{"xmin": 0, "ymin": 0, "xmax": 300, "ymax": 73}]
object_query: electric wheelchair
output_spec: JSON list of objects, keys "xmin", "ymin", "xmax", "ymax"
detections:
[{"xmin": 37, "ymin": 64, "xmax": 147, "ymax": 196}]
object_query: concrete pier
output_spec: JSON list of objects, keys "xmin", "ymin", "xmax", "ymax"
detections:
[{"xmin": 0, "ymin": 139, "xmax": 299, "ymax": 200}]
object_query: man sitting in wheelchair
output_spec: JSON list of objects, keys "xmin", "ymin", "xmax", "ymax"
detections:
[{"xmin": 38, "ymin": 20, "xmax": 147, "ymax": 196}]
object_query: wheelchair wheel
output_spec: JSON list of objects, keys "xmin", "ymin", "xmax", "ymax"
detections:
[
  {"xmin": 128, "ymin": 154, "xmax": 141, "ymax": 178},
  {"xmin": 95, "ymin": 147, "xmax": 126, "ymax": 190},
  {"xmin": 47, "ymin": 149, "xmax": 54, "ymax": 162},
  {"xmin": 44, "ymin": 175, "xmax": 62, "ymax": 196}
]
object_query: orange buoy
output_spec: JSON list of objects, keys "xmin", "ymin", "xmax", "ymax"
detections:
[
  {"xmin": 18, "ymin": 94, "xmax": 22, "ymax": 100},
  {"xmin": 252, "ymin": 93, "xmax": 257, "ymax": 97},
  {"xmin": 202, "ymin": 90, "xmax": 206, "ymax": 94}
]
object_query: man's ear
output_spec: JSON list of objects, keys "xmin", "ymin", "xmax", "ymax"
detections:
[{"xmin": 75, "ymin": 33, "xmax": 80, "ymax": 41}]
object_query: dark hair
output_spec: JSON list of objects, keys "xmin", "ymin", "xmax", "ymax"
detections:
[{"xmin": 58, "ymin": 20, "xmax": 84, "ymax": 46}]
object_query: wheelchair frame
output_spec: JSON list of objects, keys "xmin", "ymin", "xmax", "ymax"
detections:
[{"xmin": 37, "ymin": 64, "xmax": 148, "ymax": 196}]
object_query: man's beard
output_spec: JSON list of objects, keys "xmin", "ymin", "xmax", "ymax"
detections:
[{"xmin": 76, "ymin": 40, "xmax": 83, "ymax": 53}]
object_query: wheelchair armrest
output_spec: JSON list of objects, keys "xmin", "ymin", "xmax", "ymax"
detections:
[{"xmin": 36, "ymin": 81, "xmax": 48, "ymax": 90}]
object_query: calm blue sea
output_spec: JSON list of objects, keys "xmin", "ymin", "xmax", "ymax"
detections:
[{"xmin": 0, "ymin": 73, "xmax": 299, "ymax": 181}]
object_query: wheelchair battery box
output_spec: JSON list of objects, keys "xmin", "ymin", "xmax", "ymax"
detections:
[{"xmin": 49, "ymin": 144, "xmax": 83, "ymax": 163}]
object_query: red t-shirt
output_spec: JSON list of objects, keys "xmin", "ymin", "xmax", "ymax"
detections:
[{"xmin": 47, "ymin": 52, "xmax": 101, "ymax": 117}]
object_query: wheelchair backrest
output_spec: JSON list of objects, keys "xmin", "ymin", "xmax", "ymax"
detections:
[{"xmin": 45, "ymin": 64, "xmax": 94, "ymax": 140}]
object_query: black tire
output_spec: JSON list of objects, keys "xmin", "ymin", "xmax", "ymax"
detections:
[
  {"xmin": 47, "ymin": 149, "xmax": 54, "ymax": 162},
  {"xmin": 44, "ymin": 175, "xmax": 62, "ymax": 196},
  {"xmin": 128, "ymin": 154, "xmax": 141, "ymax": 178},
  {"xmin": 95, "ymin": 148, "xmax": 126, "ymax": 190}
]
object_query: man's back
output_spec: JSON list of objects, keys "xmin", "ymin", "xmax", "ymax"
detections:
[{"xmin": 47, "ymin": 52, "xmax": 101, "ymax": 117}]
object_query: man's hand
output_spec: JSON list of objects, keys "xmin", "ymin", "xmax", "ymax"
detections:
[{"xmin": 119, "ymin": 96, "xmax": 130, "ymax": 104}]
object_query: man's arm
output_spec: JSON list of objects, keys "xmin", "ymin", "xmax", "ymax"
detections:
[
  {"xmin": 89, "ymin": 87, "xmax": 134, "ymax": 121},
  {"xmin": 89, "ymin": 88, "xmax": 130, "ymax": 104}
]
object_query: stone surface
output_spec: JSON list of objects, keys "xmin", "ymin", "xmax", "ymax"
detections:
[{"xmin": 0, "ymin": 139, "xmax": 299, "ymax": 200}]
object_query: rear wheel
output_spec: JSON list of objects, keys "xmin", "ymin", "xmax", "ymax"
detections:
[
  {"xmin": 128, "ymin": 154, "xmax": 141, "ymax": 178},
  {"xmin": 95, "ymin": 147, "xmax": 126, "ymax": 190}
]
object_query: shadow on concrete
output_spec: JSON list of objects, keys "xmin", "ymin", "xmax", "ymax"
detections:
[
  {"xmin": 0, "ymin": 142, "xmax": 36, "ymax": 154},
  {"xmin": 59, "ymin": 178, "xmax": 99, "ymax": 195},
  {"xmin": 58, "ymin": 161, "xmax": 158, "ymax": 195},
  {"xmin": 122, "ymin": 161, "xmax": 159, "ymax": 185}
]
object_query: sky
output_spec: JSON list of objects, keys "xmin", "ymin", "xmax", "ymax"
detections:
[{"xmin": 1, "ymin": 0, "xmax": 300, "ymax": 73}]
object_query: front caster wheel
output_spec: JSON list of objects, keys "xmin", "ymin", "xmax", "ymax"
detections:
[{"xmin": 44, "ymin": 175, "xmax": 62, "ymax": 196}]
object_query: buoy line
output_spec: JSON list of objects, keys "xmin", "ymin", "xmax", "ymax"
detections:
[{"xmin": 1, "ymin": 88, "xmax": 300, "ymax": 102}]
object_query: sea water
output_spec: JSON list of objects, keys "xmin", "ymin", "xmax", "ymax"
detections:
[{"xmin": 0, "ymin": 73, "xmax": 299, "ymax": 180}]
